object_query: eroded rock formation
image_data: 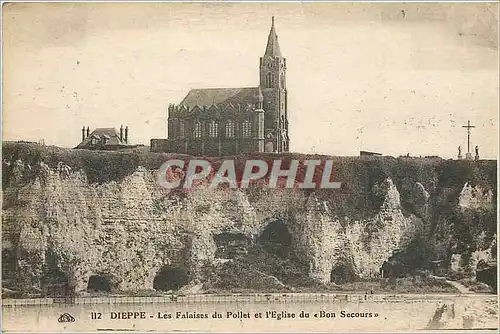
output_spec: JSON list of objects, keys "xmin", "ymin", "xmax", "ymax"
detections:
[{"xmin": 2, "ymin": 144, "xmax": 497, "ymax": 296}]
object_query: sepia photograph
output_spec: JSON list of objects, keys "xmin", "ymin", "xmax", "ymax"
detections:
[{"xmin": 1, "ymin": 1, "xmax": 499, "ymax": 332}]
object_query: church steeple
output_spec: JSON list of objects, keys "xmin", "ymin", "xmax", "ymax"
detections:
[
  {"xmin": 259, "ymin": 16, "xmax": 288, "ymax": 153},
  {"xmin": 264, "ymin": 16, "xmax": 282, "ymax": 58}
]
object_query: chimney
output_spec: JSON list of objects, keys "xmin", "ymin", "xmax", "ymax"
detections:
[
  {"xmin": 86, "ymin": 126, "xmax": 90, "ymax": 137},
  {"xmin": 125, "ymin": 126, "xmax": 129, "ymax": 144},
  {"xmin": 120, "ymin": 125, "xmax": 124, "ymax": 142},
  {"xmin": 82, "ymin": 126, "xmax": 86, "ymax": 141}
]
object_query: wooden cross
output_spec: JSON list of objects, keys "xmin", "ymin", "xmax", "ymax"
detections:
[{"xmin": 462, "ymin": 120, "xmax": 475, "ymax": 154}]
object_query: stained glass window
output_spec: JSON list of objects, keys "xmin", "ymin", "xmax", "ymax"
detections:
[{"xmin": 226, "ymin": 120, "xmax": 235, "ymax": 137}]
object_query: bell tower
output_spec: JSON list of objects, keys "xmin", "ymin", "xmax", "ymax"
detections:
[{"xmin": 259, "ymin": 17, "xmax": 289, "ymax": 153}]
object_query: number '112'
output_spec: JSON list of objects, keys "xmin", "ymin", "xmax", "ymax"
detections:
[{"xmin": 90, "ymin": 312, "xmax": 102, "ymax": 320}]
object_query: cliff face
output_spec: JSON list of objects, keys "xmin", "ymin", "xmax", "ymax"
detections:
[{"xmin": 1, "ymin": 143, "xmax": 497, "ymax": 295}]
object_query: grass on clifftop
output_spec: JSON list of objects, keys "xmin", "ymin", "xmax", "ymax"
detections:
[
  {"xmin": 3, "ymin": 141, "xmax": 496, "ymax": 190},
  {"xmin": 3, "ymin": 142, "xmax": 496, "ymax": 226}
]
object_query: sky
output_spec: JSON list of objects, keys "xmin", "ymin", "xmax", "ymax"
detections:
[{"xmin": 2, "ymin": 2, "xmax": 498, "ymax": 159}]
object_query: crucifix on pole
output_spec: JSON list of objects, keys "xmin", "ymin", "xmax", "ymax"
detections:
[
  {"xmin": 462, "ymin": 120, "xmax": 475, "ymax": 160},
  {"xmin": 462, "ymin": 120, "xmax": 475, "ymax": 153}
]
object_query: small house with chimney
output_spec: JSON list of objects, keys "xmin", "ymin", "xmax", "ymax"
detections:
[{"xmin": 75, "ymin": 125, "xmax": 134, "ymax": 150}]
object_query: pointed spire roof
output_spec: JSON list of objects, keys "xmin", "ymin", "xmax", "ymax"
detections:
[{"xmin": 264, "ymin": 16, "xmax": 282, "ymax": 58}]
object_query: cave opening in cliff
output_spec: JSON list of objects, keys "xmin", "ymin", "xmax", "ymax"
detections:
[
  {"xmin": 153, "ymin": 266, "xmax": 190, "ymax": 292},
  {"xmin": 330, "ymin": 264, "xmax": 357, "ymax": 285},
  {"xmin": 87, "ymin": 275, "xmax": 112, "ymax": 293},
  {"xmin": 258, "ymin": 219, "xmax": 292, "ymax": 257},
  {"xmin": 476, "ymin": 260, "xmax": 497, "ymax": 293},
  {"xmin": 41, "ymin": 249, "xmax": 71, "ymax": 297},
  {"xmin": 214, "ymin": 232, "xmax": 250, "ymax": 259}
]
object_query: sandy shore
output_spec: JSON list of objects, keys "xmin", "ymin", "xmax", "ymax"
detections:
[{"xmin": 2, "ymin": 293, "xmax": 498, "ymax": 332}]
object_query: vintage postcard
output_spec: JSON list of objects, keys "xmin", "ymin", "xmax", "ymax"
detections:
[{"xmin": 1, "ymin": 1, "xmax": 498, "ymax": 332}]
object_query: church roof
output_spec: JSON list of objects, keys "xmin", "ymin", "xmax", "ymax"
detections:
[
  {"xmin": 77, "ymin": 127, "xmax": 127, "ymax": 148},
  {"xmin": 179, "ymin": 87, "xmax": 262, "ymax": 109},
  {"xmin": 264, "ymin": 16, "xmax": 282, "ymax": 58}
]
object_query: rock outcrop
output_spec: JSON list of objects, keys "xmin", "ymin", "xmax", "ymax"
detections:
[{"xmin": 2, "ymin": 143, "xmax": 497, "ymax": 295}]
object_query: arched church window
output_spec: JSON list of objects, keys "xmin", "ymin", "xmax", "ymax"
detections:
[
  {"xmin": 266, "ymin": 72, "xmax": 272, "ymax": 88},
  {"xmin": 179, "ymin": 121, "xmax": 185, "ymax": 138},
  {"xmin": 242, "ymin": 120, "xmax": 252, "ymax": 138},
  {"xmin": 208, "ymin": 120, "xmax": 218, "ymax": 138},
  {"xmin": 225, "ymin": 120, "xmax": 235, "ymax": 138},
  {"xmin": 193, "ymin": 121, "xmax": 202, "ymax": 138}
]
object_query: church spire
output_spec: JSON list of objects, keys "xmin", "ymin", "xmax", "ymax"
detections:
[{"xmin": 264, "ymin": 16, "xmax": 282, "ymax": 58}]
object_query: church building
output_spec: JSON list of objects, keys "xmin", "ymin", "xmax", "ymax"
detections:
[{"xmin": 150, "ymin": 17, "xmax": 289, "ymax": 156}]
